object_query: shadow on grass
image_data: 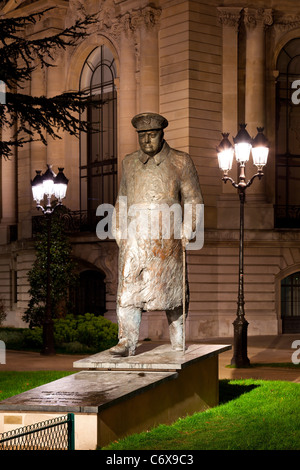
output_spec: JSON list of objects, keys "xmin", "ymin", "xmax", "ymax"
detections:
[{"xmin": 219, "ymin": 379, "xmax": 259, "ymax": 405}]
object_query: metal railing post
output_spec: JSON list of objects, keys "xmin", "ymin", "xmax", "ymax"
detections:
[{"xmin": 67, "ymin": 413, "xmax": 75, "ymax": 451}]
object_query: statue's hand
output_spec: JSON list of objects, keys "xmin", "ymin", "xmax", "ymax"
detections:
[
  {"xmin": 181, "ymin": 224, "xmax": 193, "ymax": 248},
  {"xmin": 181, "ymin": 236, "xmax": 189, "ymax": 249}
]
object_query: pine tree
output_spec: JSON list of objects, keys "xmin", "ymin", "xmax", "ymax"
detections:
[{"xmin": 0, "ymin": 7, "xmax": 97, "ymax": 159}]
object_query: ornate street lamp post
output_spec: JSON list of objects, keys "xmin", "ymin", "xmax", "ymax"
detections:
[
  {"xmin": 31, "ymin": 165, "xmax": 69, "ymax": 355},
  {"xmin": 217, "ymin": 124, "xmax": 269, "ymax": 367}
]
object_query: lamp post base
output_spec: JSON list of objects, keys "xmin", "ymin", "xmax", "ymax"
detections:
[{"xmin": 231, "ymin": 316, "xmax": 250, "ymax": 367}]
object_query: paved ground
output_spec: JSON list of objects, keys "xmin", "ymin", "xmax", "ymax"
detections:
[
  {"xmin": 1, "ymin": 334, "xmax": 300, "ymax": 382},
  {"xmin": 204, "ymin": 334, "xmax": 300, "ymax": 382}
]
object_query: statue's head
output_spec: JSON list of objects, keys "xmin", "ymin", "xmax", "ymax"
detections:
[{"xmin": 132, "ymin": 113, "xmax": 168, "ymax": 157}]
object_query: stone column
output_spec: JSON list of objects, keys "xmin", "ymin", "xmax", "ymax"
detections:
[
  {"xmin": 218, "ymin": 7, "xmax": 242, "ymax": 200},
  {"xmin": 16, "ymin": 78, "xmax": 33, "ymax": 240},
  {"xmin": 218, "ymin": 7, "xmax": 242, "ymax": 137},
  {"xmin": 0, "ymin": 116, "xmax": 17, "ymax": 243},
  {"xmin": 244, "ymin": 8, "xmax": 273, "ymax": 136},
  {"xmin": 30, "ymin": 66, "xmax": 47, "ymax": 178},
  {"xmin": 46, "ymin": 59, "xmax": 66, "ymax": 172},
  {"xmin": 243, "ymin": 8, "xmax": 273, "ymax": 202},
  {"xmin": 242, "ymin": 8, "xmax": 273, "ymax": 220},
  {"xmin": 138, "ymin": 6, "xmax": 161, "ymax": 113},
  {"xmin": 117, "ymin": 23, "xmax": 138, "ymax": 175}
]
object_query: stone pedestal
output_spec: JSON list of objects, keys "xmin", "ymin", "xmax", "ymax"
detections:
[{"xmin": 0, "ymin": 344, "xmax": 231, "ymax": 449}]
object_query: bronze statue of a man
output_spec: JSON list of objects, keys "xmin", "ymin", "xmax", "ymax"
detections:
[{"xmin": 109, "ymin": 112, "xmax": 203, "ymax": 356}]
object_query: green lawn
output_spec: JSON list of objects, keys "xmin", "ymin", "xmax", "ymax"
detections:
[
  {"xmin": 0, "ymin": 371, "xmax": 75, "ymax": 401},
  {"xmin": 0, "ymin": 372, "xmax": 299, "ymax": 450},
  {"xmin": 103, "ymin": 379, "xmax": 300, "ymax": 450}
]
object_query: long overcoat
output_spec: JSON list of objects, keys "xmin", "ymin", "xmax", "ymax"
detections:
[{"xmin": 114, "ymin": 141, "xmax": 203, "ymax": 312}]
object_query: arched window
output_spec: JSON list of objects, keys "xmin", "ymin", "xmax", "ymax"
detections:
[
  {"xmin": 79, "ymin": 45, "xmax": 117, "ymax": 229},
  {"xmin": 281, "ymin": 272, "xmax": 300, "ymax": 333},
  {"xmin": 275, "ymin": 38, "xmax": 300, "ymax": 228},
  {"xmin": 70, "ymin": 269, "xmax": 106, "ymax": 316}
]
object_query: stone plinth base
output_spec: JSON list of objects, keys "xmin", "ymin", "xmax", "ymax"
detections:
[
  {"xmin": 0, "ymin": 344, "xmax": 231, "ymax": 449},
  {"xmin": 73, "ymin": 343, "xmax": 230, "ymax": 371}
]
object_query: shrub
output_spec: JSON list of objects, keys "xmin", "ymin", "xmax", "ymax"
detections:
[
  {"xmin": 0, "ymin": 328, "xmax": 25, "ymax": 349},
  {"xmin": 22, "ymin": 328, "xmax": 43, "ymax": 349},
  {"xmin": 0, "ymin": 314, "xmax": 118, "ymax": 353},
  {"xmin": 76, "ymin": 313, "xmax": 118, "ymax": 351},
  {"xmin": 61, "ymin": 341, "xmax": 94, "ymax": 354},
  {"xmin": 0, "ymin": 298, "xmax": 7, "ymax": 326},
  {"xmin": 54, "ymin": 313, "xmax": 118, "ymax": 352},
  {"xmin": 53, "ymin": 314, "xmax": 78, "ymax": 345}
]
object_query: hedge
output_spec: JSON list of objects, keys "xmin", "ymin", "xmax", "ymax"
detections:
[{"xmin": 0, "ymin": 313, "xmax": 118, "ymax": 354}]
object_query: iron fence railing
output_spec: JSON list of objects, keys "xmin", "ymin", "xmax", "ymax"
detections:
[
  {"xmin": 32, "ymin": 209, "xmax": 95, "ymax": 235},
  {"xmin": 32, "ymin": 208, "xmax": 102, "ymax": 235},
  {"xmin": 0, "ymin": 413, "xmax": 75, "ymax": 450}
]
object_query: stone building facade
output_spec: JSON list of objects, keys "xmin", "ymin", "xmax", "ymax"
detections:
[{"xmin": 1, "ymin": 0, "xmax": 300, "ymax": 340}]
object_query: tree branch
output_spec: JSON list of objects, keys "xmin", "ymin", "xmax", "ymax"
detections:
[{"xmin": 0, "ymin": 9, "xmax": 98, "ymax": 88}]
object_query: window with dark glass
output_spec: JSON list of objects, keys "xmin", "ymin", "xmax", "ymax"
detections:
[
  {"xmin": 79, "ymin": 45, "xmax": 117, "ymax": 229},
  {"xmin": 275, "ymin": 38, "xmax": 300, "ymax": 228},
  {"xmin": 70, "ymin": 269, "xmax": 106, "ymax": 316},
  {"xmin": 281, "ymin": 272, "xmax": 300, "ymax": 333}
]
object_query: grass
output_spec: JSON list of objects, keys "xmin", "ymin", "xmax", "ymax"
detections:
[
  {"xmin": 0, "ymin": 372, "xmax": 299, "ymax": 450},
  {"xmin": 227, "ymin": 362, "xmax": 300, "ymax": 369},
  {"xmin": 0, "ymin": 371, "xmax": 75, "ymax": 401},
  {"xmin": 103, "ymin": 379, "xmax": 300, "ymax": 451}
]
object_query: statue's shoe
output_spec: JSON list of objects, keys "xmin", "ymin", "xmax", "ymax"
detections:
[{"xmin": 109, "ymin": 339, "xmax": 135, "ymax": 357}]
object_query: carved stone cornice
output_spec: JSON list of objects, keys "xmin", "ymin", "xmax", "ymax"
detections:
[
  {"xmin": 274, "ymin": 14, "xmax": 300, "ymax": 32},
  {"xmin": 244, "ymin": 8, "xmax": 273, "ymax": 31},
  {"xmin": 217, "ymin": 7, "xmax": 242, "ymax": 32},
  {"xmin": 105, "ymin": 5, "xmax": 162, "ymax": 41},
  {"xmin": 68, "ymin": 1, "xmax": 161, "ymax": 44}
]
